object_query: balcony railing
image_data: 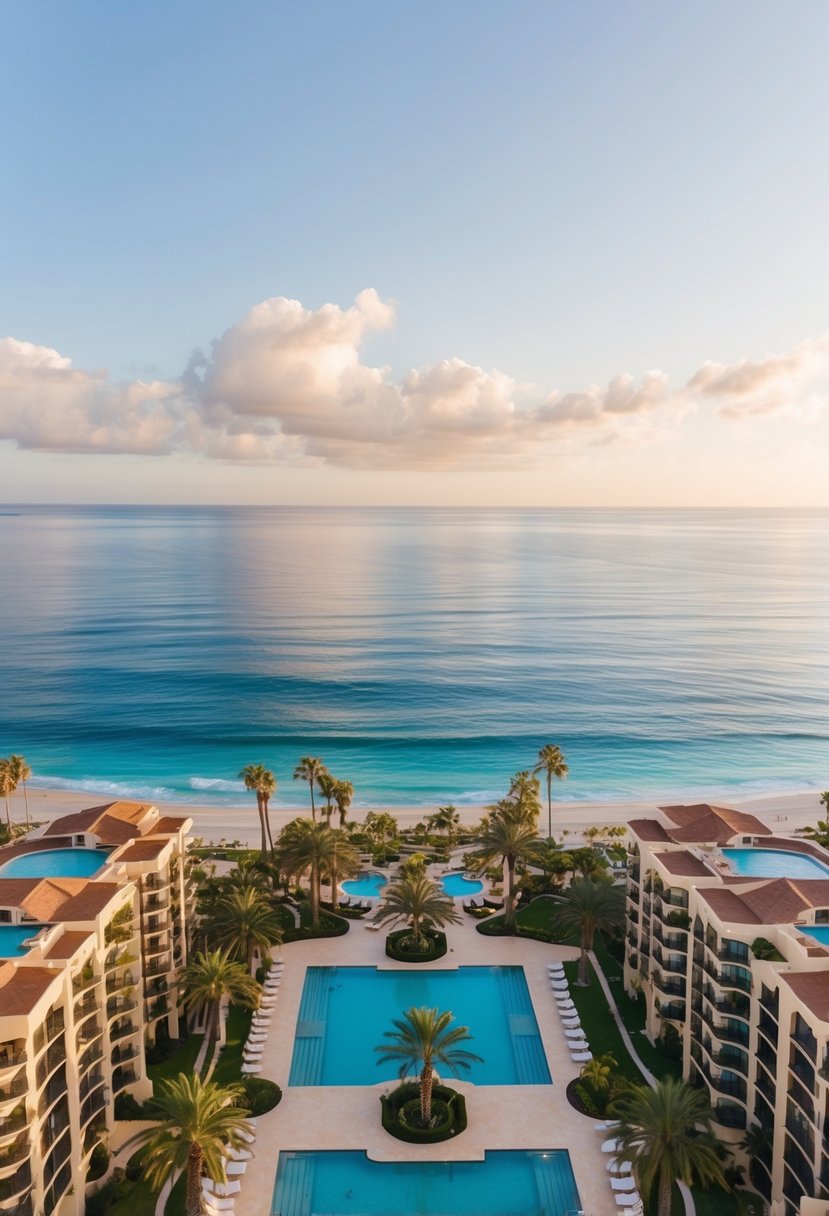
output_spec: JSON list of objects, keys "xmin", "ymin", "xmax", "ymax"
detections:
[
  {"xmin": 76, "ymin": 1020, "xmax": 102, "ymax": 1048},
  {"xmin": 0, "ymin": 1134, "xmax": 31, "ymax": 1172},
  {"xmin": 712, "ymin": 1103, "xmax": 747, "ymax": 1129},
  {"xmin": 110, "ymin": 1019, "xmax": 137, "ymax": 1043},
  {"xmin": 106, "ymin": 997, "xmax": 137, "ymax": 1020},
  {"xmin": 113, "ymin": 1066, "xmax": 137, "ymax": 1092},
  {"xmin": 105, "ymin": 970, "xmax": 135, "ymax": 995},
  {"xmin": 71, "ymin": 968, "xmax": 96, "ymax": 996},
  {"xmin": 0, "ymin": 1051, "xmax": 26, "ymax": 1078},
  {"xmin": 0, "ymin": 1106, "xmax": 29, "ymax": 1140},
  {"xmin": 111, "ymin": 1045, "xmax": 139, "ymax": 1067},
  {"xmin": 80, "ymin": 1089, "xmax": 107, "ymax": 1128},
  {"xmin": 32, "ymin": 1012, "xmax": 64, "ymax": 1056},
  {"xmin": 0, "ymin": 1161, "xmax": 31, "ymax": 1203}
]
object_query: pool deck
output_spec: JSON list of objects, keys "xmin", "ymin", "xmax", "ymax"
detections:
[{"xmin": 236, "ymin": 911, "xmax": 621, "ymax": 1216}]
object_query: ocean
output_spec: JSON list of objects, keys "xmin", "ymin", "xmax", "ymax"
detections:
[{"xmin": 1, "ymin": 506, "xmax": 827, "ymax": 809}]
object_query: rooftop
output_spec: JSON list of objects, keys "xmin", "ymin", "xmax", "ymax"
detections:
[
  {"xmin": 658, "ymin": 803, "xmax": 771, "ymax": 844},
  {"xmin": 699, "ymin": 877, "xmax": 829, "ymax": 926},
  {"xmin": 0, "ymin": 963, "xmax": 60, "ymax": 1015},
  {"xmin": 652, "ymin": 849, "xmax": 713, "ymax": 878},
  {"xmin": 780, "ymin": 971, "xmax": 829, "ymax": 1024}
]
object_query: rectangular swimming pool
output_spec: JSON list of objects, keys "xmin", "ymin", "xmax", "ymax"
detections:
[
  {"xmin": 272, "ymin": 1150, "xmax": 581, "ymax": 1216},
  {"xmin": 289, "ymin": 966, "xmax": 551, "ymax": 1086}
]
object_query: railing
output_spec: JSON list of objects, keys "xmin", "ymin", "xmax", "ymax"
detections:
[
  {"xmin": 147, "ymin": 997, "xmax": 169, "ymax": 1021},
  {"xmin": 71, "ymin": 968, "xmax": 96, "ymax": 996},
  {"xmin": 718, "ymin": 942, "xmax": 750, "ymax": 965},
  {"xmin": 74, "ymin": 996, "xmax": 97, "ymax": 1022},
  {"xmin": 788, "ymin": 1076, "xmax": 815, "ymax": 1123},
  {"xmin": 785, "ymin": 1119, "xmax": 815, "ymax": 1171},
  {"xmin": 659, "ymin": 1001, "xmax": 686, "ymax": 1021},
  {"xmin": 0, "ymin": 1161, "xmax": 31, "ymax": 1203},
  {"xmin": 652, "ymin": 972, "xmax": 685, "ymax": 998},
  {"xmin": 105, "ymin": 970, "xmax": 135, "ymax": 995},
  {"xmin": 111, "ymin": 1045, "xmax": 139, "ymax": 1066},
  {"xmin": 144, "ymin": 957, "xmax": 171, "ymax": 978},
  {"xmin": 0, "ymin": 1135, "xmax": 31, "ymax": 1171},
  {"xmin": 78, "ymin": 1044, "xmax": 103, "ymax": 1075},
  {"xmin": 712, "ymin": 1103, "xmax": 746, "ymax": 1129},
  {"xmin": 0, "ymin": 1106, "xmax": 29, "ymax": 1140},
  {"xmin": 35, "ymin": 1040, "xmax": 65, "ymax": 1089},
  {"xmin": 790, "ymin": 1048, "xmax": 815, "ymax": 1090},
  {"xmin": 110, "ymin": 1019, "xmax": 137, "ymax": 1042},
  {"xmin": 701, "ymin": 1008, "xmax": 750, "ymax": 1047},
  {"xmin": 43, "ymin": 1160, "xmax": 71, "ymax": 1214},
  {"xmin": 78, "ymin": 1071, "xmax": 104, "ymax": 1103},
  {"xmin": 793, "ymin": 1028, "xmax": 818, "ymax": 1063},
  {"xmin": 759, "ymin": 987, "xmax": 779, "ymax": 1018},
  {"xmin": 113, "ymin": 1066, "xmax": 137, "ymax": 1092},
  {"xmin": 76, "ymin": 1020, "xmax": 102, "ymax": 1047},
  {"xmin": 0, "ymin": 1051, "xmax": 26, "ymax": 1077},
  {"xmin": 757, "ymin": 1040, "xmax": 778, "ymax": 1074},
  {"xmin": 106, "ymin": 997, "xmax": 137, "ymax": 1020},
  {"xmin": 143, "ymin": 894, "xmax": 168, "ymax": 913},
  {"xmin": 37, "ymin": 1073, "xmax": 67, "ymax": 1118},
  {"xmin": 32, "ymin": 1012, "xmax": 64, "ymax": 1056},
  {"xmin": 80, "ymin": 1088, "xmax": 107, "ymax": 1128},
  {"xmin": 756, "ymin": 1066, "xmax": 776, "ymax": 1105}
]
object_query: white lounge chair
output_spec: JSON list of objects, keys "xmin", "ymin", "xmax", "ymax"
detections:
[
  {"xmin": 601, "ymin": 1138, "xmax": 622, "ymax": 1153},
  {"xmin": 561, "ymin": 1017, "xmax": 581, "ymax": 1027},
  {"xmin": 242, "ymin": 1062, "xmax": 262, "ymax": 1073},
  {"xmin": 548, "ymin": 964, "xmax": 565, "ymax": 973},
  {"xmin": 615, "ymin": 1193, "xmax": 642, "ymax": 1208},
  {"xmin": 571, "ymin": 1051, "xmax": 592, "ymax": 1063},
  {"xmin": 203, "ymin": 1180, "xmax": 241, "ymax": 1197},
  {"xmin": 595, "ymin": 1120, "xmax": 620, "ymax": 1131},
  {"xmin": 225, "ymin": 1162, "xmax": 246, "ymax": 1176},
  {"xmin": 238, "ymin": 1129, "xmax": 256, "ymax": 1145},
  {"xmin": 225, "ymin": 1145, "xmax": 253, "ymax": 1161},
  {"xmin": 202, "ymin": 1192, "xmax": 235, "ymax": 1210},
  {"xmin": 557, "ymin": 999, "xmax": 575, "ymax": 1010},
  {"xmin": 607, "ymin": 1159, "xmax": 632, "ymax": 1174},
  {"xmin": 568, "ymin": 1043, "xmax": 589, "ymax": 1054},
  {"xmin": 611, "ymin": 1177, "xmax": 637, "ymax": 1192},
  {"xmin": 564, "ymin": 1028, "xmax": 585, "ymax": 1038}
]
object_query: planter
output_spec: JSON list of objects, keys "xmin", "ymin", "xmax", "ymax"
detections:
[
  {"xmin": 385, "ymin": 928, "xmax": 447, "ymax": 963},
  {"xmin": 380, "ymin": 1082, "xmax": 467, "ymax": 1143}
]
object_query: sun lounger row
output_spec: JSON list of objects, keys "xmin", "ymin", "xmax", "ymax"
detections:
[
  {"xmin": 242, "ymin": 962, "xmax": 283, "ymax": 1075},
  {"xmin": 549, "ymin": 965, "xmax": 593, "ymax": 1063},
  {"xmin": 340, "ymin": 898, "xmax": 374, "ymax": 911},
  {"xmin": 596, "ymin": 1127, "xmax": 642, "ymax": 1211},
  {"xmin": 463, "ymin": 897, "xmax": 486, "ymax": 912},
  {"xmin": 201, "ymin": 1119, "xmax": 260, "ymax": 1215}
]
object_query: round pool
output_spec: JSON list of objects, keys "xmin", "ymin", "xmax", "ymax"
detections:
[
  {"xmin": 342, "ymin": 871, "xmax": 388, "ymax": 899},
  {"xmin": 441, "ymin": 871, "xmax": 484, "ymax": 897},
  {"xmin": 0, "ymin": 847, "xmax": 110, "ymax": 879}
]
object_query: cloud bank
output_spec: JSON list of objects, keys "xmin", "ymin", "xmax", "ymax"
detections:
[{"xmin": 1, "ymin": 291, "xmax": 826, "ymax": 469}]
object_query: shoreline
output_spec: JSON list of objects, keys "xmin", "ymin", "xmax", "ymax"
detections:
[{"xmin": 15, "ymin": 783, "xmax": 824, "ymax": 849}]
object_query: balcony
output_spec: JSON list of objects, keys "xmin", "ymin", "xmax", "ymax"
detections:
[
  {"xmin": 147, "ymin": 997, "xmax": 169, "ymax": 1022},
  {"xmin": 756, "ymin": 1063, "xmax": 776, "ymax": 1106},
  {"xmin": 0, "ymin": 1106, "xmax": 28, "ymax": 1142},
  {"xmin": 113, "ymin": 1066, "xmax": 137, "ymax": 1092},
  {"xmin": 107, "ymin": 997, "xmax": 137, "ymax": 1021},
  {"xmin": 32, "ymin": 1011, "xmax": 64, "ymax": 1056},
  {"xmin": 793, "ymin": 1026, "xmax": 818, "ymax": 1063},
  {"xmin": 35, "ymin": 1039, "xmax": 66, "ymax": 1089},
  {"xmin": 0, "ymin": 1161, "xmax": 31, "ymax": 1206},
  {"xmin": 37, "ymin": 1071, "xmax": 67, "ymax": 1118},
  {"xmin": 71, "ymin": 967, "xmax": 96, "ymax": 996},
  {"xmin": 78, "ymin": 1044, "xmax": 103, "ymax": 1076},
  {"xmin": 144, "ymin": 873, "xmax": 169, "ymax": 892},
  {"xmin": 80, "ymin": 1088, "xmax": 107, "ymax": 1129},
  {"xmin": 659, "ymin": 1001, "xmax": 686, "ymax": 1021},
  {"xmin": 788, "ymin": 1076, "xmax": 815, "ymax": 1123},
  {"xmin": 718, "ymin": 942, "xmax": 750, "ymax": 965},
  {"xmin": 143, "ymin": 894, "xmax": 168, "ymax": 914},
  {"xmin": 701, "ymin": 1009, "xmax": 750, "ymax": 1048},
  {"xmin": 144, "ymin": 956, "xmax": 171, "ymax": 978},
  {"xmin": 111, "ymin": 1045, "xmax": 139, "ymax": 1067},
  {"xmin": 1, "ymin": 1074, "xmax": 30, "ymax": 1111},
  {"xmin": 144, "ymin": 932, "xmax": 170, "ymax": 957},
  {"xmin": 105, "ymin": 948, "xmax": 137, "ymax": 972},
  {"xmin": 110, "ymin": 1018, "xmax": 138, "ymax": 1043},
  {"xmin": 757, "ymin": 1039, "xmax": 778, "ymax": 1074},
  {"xmin": 106, "ymin": 969, "xmax": 135, "ymax": 995},
  {"xmin": 0, "ymin": 1051, "xmax": 25, "ymax": 1080},
  {"xmin": 74, "ymin": 995, "xmax": 98, "ymax": 1023},
  {"xmin": 79, "ymin": 1071, "xmax": 104, "ymax": 1104},
  {"xmin": 758, "ymin": 1009, "xmax": 778, "ymax": 1045},
  {"xmin": 43, "ymin": 1160, "xmax": 71, "ymax": 1216},
  {"xmin": 712, "ymin": 1103, "xmax": 747, "ymax": 1129},
  {"xmin": 0, "ymin": 1135, "xmax": 30, "ymax": 1177},
  {"xmin": 760, "ymin": 986, "xmax": 779, "ymax": 1018},
  {"xmin": 76, "ymin": 1020, "xmax": 102, "ymax": 1048},
  {"xmin": 652, "ymin": 971, "xmax": 685, "ymax": 999},
  {"xmin": 790, "ymin": 1047, "xmax": 815, "ymax": 1090}
]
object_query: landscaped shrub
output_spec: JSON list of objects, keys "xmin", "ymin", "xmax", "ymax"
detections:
[
  {"xmin": 380, "ymin": 1082, "xmax": 467, "ymax": 1143},
  {"xmin": 144, "ymin": 1023, "xmax": 184, "ymax": 1065},
  {"xmin": 85, "ymin": 1169, "xmax": 131, "ymax": 1216},
  {"xmin": 114, "ymin": 1091, "xmax": 156, "ymax": 1121},
  {"xmin": 385, "ymin": 928, "xmax": 447, "ymax": 963},
  {"xmin": 86, "ymin": 1141, "xmax": 110, "ymax": 1182},
  {"xmin": 283, "ymin": 910, "xmax": 350, "ymax": 942},
  {"xmin": 241, "ymin": 1075, "xmax": 282, "ymax": 1114}
]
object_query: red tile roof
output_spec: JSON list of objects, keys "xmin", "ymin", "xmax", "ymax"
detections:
[
  {"xmin": 43, "ymin": 800, "xmax": 155, "ymax": 843},
  {"xmin": 0, "ymin": 963, "xmax": 61, "ymax": 1014},
  {"xmin": 780, "ymin": 972, "xmax": 829, "ymax": 1023},
  {"xmin": 115, "ymin": 839, "xmax": 168, "ymax": 863},
  {"xmin": 629, "ymin": 819, "xmax": 672, "ymax": 842},
  {"xmin": 652, "ymin": 850, "xmax": 713, "ymax": 878}
]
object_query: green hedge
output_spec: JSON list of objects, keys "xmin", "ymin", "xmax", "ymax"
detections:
[
  {"xmin": 241, "ymin": 1075, "xmax": 282, "ymax": 1115},
  {"xmin": 380, "ymin": 1082, "xmax": 467, "ymax": 1143},
  {"xmin": 282, "ymin": 910, "xmax": 350, "ymax": 942},
  {"xmin": 384, "ymin": 928, "xmax": 447, "ymax": 963}
]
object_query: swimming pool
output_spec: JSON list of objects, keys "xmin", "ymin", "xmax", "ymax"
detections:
[
  {"xmin": 441, "ymin": 872, "xmax": 483, "ymax": 897},
  {"xmin": 289, "ymin": 966, "xmax": 550, "ymax": 1087},
  {"xmin": 800, "ymin": 926, "xmax": 829, "ymax": 946},
  {"xmin": 272, "ymin": 1150, "xmax": 581, "ymax": 1216},
  {"xmin": 0, "ymin": 847, "xmax": 110, "ymax": 879},
  {"xmin": 722, "ymin": 848, "xmax": 829, "ymax": 880},
  {"xmin": 342, "ymin": 872, "xmax": 387, "ymax": 899},
  {"xmin": 0, "ymin": 924, "xmax": 48, "ymax": 957}
]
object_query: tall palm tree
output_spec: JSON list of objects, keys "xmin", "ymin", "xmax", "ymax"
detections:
[
  {"xmin": 276, "ymin": 818, "xmax": 332, "ymax": 927},
  {"xmin": 552, "ymin": 877, "xmax": 625, "ymax": 985},
  {"xmin": 507, "ymin": 770, "xmax": 542, "ymax": 822},
  {"xmin": 534, "ymin": 744, "xmax": 569, "ymax": 841},
  {"xmin": 427, "ymin": 805, "xmax": 460, "ymax": 844},
  {"xmin": 179, "ymin": 948, "xmax": 260, "ymax": 1046},
  {"xmin": 293, "ymin": 756, "xmax": 327, "ymax": 823},
  {"xmin": 375, "ymin": 1007, "xmax": 482, "ymax": 1126},
  {"xmin": 7, "ymin": 756, "xmax": 31, "ymax": 828},
  {"xmin": 610, "ymin": 1078, "xmax": 726, "ymax": 1216},
  {"xmin": 239, "ymin": 764, "xmax": 276, "ymax": 854},
  {"xmin": 321, "ymin": 829, "xmax": 361, "ymax": 911},
  {"xmin": 373, "ymin": 873, "xmax": 461, "ymax": 948},
  {"xmin": 0, "ymin": 761, "xmax": 14, "ymax": 831},
  {"xmin": 317, "ymin": 772, "xmax": 339, "ymax": 825},
  {"xmin": 364, "ymin": 810, "xmax": 398, "ymax": 864},
  {"xmin": 203, "ymin": 887, "xmax": 284, "ymax": 972},
  {"xmin": 128, "ymin": 1073, "xmax": 252, "ymax": 1216},
  {"xmin": 333, "ymin": 778, "xmax": 354, "ymax": 828},
  {"xmin": 469, "ymin": 800, "xmax": 540, "ymax": 930}
]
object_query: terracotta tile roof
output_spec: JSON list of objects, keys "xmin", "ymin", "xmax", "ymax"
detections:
[
  {"xmin": 629, "ymin": 819, "xmax": 671, "ymax": 842},
  {"xmin": 152, "ymin": 816, "xmax": 189, "ymax": 834},
  {"xmin": 655, "ymin": 804, "xmax": 771, "ymax": 845},
  {"xmin": 653, "ymin": 850, "xmax": 713, "ymax": 878},
  {"xmin": 43, "ymin": 930, "xmax": 94, "ymax": 960},
  {"xmin": 0, "ymin": 963, "xmax": 60, "ymax": 1015},
  {"xmin": 115, "ymin": 839, "xmax": 168, "ymax": 863},
  {"xmin": 699, "ymin": 877, "xmax": 829, "ymax": 926},
  {"xmin": 698, "ymin": 888, "xmax": 762, "ymax": 924},
  {"xmin": 43, "ymin": 800, "xmax": 155, "ymax": 843},
  {"xmin": 0, "ymin": 879, "xmax": 43, "ymax": 909},
  {"xmin": 6, "ymin": 878, "xmax": 125, "ymax": 923},
  {"xmin": 780, "ymin": 972, "xmax": 829, "ymax": 1023}
]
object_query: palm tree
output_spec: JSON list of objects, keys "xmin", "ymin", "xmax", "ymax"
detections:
[
  {"xmin": 128, "ymin": 1073, "xmax": 252, "ymax": 1216},
  {"xmin": 507, "ymin": 770, "xmax": 542, "ymax": 822},
  {"xmin": 293, "ymin": 756, "xmax": 327, "ymax": 823},
  {"xmin": 803, "ymin": 808, "xmax": 829, "ymax": 849},
  {"xmin": 7, "ymin": 756, "xmax": 31, "ymax": 828},
  {"xmin": 468, "ymin": 800, "xmax": 540, "ymax": 930},
  {"xmin": 179, "ymin": 948, "xmax": 260, "ymax": 1047},
  {"xmin": 321, "ymin": 829, "xmax": 361, "ymax": 911},
  {"xmin": 239, "ymin": 764, "xmax": 276, "ymax": 854},
  {"xmin": 580, "ymin": 1052, "xmax": 617, "ymax": 1091},
  {"xmin": 373, "ymin": 873, "xmax": 461, "ymax": 948},
  {"xmin": 610, "ymin": 1077, "xmax": 726, "ymax": 1216},
  {"xmin": 333, "ymin": 778, "xmax": 354, "ymax": 828},
  {"xmin": 427, "ymin": 805, "xmax": 460, "ymax": 845},
  {"xmin": 552, "ymin": 877, "xmax": 625, "ymax": 985},
  {"xmin": 277, "ymin": 818, "xmax": 332, "ymax": 927},
  {"xmin": 534, "ymin": 744, "xmax": 569, "ymax": 841},
  {"xmin": 364, "ymin": 810, "xmax": 398, "ymax": 864},
  {"xmin": 375, "ymin": 1007, "xmax": 482, "ymax": 1126},
  {"xmin": 0, "ymin": 761, "xmax": 14, "ymax": 831},
  {"xmin": 203, "ymin": 887, "xmax": 284, "ymax": 972},
  {"xmin": 317, "ymin": 772, "xmax": 339, "ymax": 825}
]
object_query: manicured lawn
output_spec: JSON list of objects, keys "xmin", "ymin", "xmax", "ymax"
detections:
[
  {"xmin": 476, "ymin": 897, "xmax": 578, "ymax": 944},
  {"xmin": 147, "ymin": 1031, "xmax": 204, "ymax": 1090},
  {"xmin": 211, "ymin": 1004, "xmax": 253, "ymax": 1087},
  {"xmin": 562, "ymin": 960, "xmax": 643, "ymax": 1083}
]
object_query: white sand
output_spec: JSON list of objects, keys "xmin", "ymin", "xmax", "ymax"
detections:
[{"xmin": 15, "ymin": 784, "xmax": 826, "ymax": 848}]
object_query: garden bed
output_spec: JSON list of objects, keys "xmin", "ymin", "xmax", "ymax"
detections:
[
  {"xmin": 380, "ymin": 1082, "xmax": 467, "ymax": 1143},
  {"xmin": 384, "ymin": 928, "xmax": 447, "ymax": 962}
]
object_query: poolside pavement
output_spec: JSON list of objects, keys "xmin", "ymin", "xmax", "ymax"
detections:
[{"xmin": 236, "ymin": 910, "xmax": 621, "ymax": 1216}]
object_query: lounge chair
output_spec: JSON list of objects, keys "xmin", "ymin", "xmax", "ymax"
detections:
[
  {"xmin": 225, "ymin": 1145, "xmax": 253, "ymax": 1161},
  {"xmin": 601, "ymin": 1138, "xmax": 622, "ymax": 1153},
  {"xmin": 201, "ymin": 1190, "xmax": 235, "ymax": 1210},
  {"xmin": 238, "ymin": 1129, "xmax": 256, "ymax": 1145},
  {"xmin": 563, "ymin": 1028, "xmax": 584, "ymax": 1038},
  {"xmin": 225, "ymin": 1162, "xmax": 246, "ymax": 1176},
  {"xmin": 607, "ymin": 1159, "xmax": 632, "ymax": 1174},
  {"xmin": 615, "ymin": 1193, "xmax": 642, "ymax": 1208},
  {"xmin": 203, "ymin": 1180, "xmax": 241, "ymax": 1197},
  {"xmin": 594, "ymin": 1120, "xmax": 620, "ymax": 1131},
  {"xmin": 548, "ymin": 964, "xmax": 565, "ymax": 973},
  {"xmin": 611, "ymin": 1178, "xmax": 637, "ymax": 1192},
  {"xmin": 571, "ymin": 1051, "xmax": 592, "ymax": 1063},
  {"xmin": 242, "ymin": 1062, "xmax": 262, "ymax": 1073}
]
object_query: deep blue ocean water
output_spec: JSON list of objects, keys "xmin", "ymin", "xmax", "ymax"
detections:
[{"xmin": 1, "ymin": 506, "xmax": 827, "ymax": 808}]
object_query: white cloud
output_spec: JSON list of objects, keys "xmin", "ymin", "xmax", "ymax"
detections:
[{"xmin": 0, "ymin": 293, "xmax": 826, "ymax": 468}]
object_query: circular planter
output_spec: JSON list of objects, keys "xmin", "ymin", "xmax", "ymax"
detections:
[
  {"xmin": 380, "ymin": 1082, "xmax": 467, "ymax": 1143},
  {"xmin": 385, "ymin": 928, "xmax": 447, "ymax": 963}
]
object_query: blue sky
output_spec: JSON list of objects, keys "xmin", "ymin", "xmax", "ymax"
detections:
[{"xmin": 2, "ymin": 1, "xmax": 829, "ymax": 505}]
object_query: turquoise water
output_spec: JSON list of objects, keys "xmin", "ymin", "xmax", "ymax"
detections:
[
  {"xmin": 441, "ymin": 872, "xmax": 483, "ymax": 897},
  {"xmin": 800, "ymin": 926, "xmax": 829, "ymax": 945},
  {"xmin": 0, "ymin": 925, "xmax": 48, "ymax": 957},
  {"xmin": 271, "ymin": 1150, "xmax": 581, "ymax": 1216},
  {"xmin": 341, "ymin": 872, "xmax": 387, "ymax": 899},
  {"xmin": 722, "ymin": 848, "xmax": 829, "ymax": 879},
  {"xmin": 0, "ymin": 848, "xmax": 109, "ymax": 878},
  {"xmin": 289, "ymin": 966, "xmax": 550, "ymax": 1086},
  {"xmin": 3, "ymin": 506, "xmax": 828, "ymax": 807}
]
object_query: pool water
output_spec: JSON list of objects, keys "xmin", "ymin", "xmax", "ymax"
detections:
[
  {"xmin": 722, "ymin": 848, "xmax": 829, "ymax": 880},
  {"xmin": 800, "ymin": 926, "xmax": 829, "ymax": 946},
  {"xmin": 441, "ymin": 872, "xmax": 483, "ymax": 897},
  {"xmin": 289, "ymin": 966, "xmax": 550, "ymax": 1087},
  {"xmin": 0, "ymin": 924, "xmax": 48, "ymax": 957},
  {"xmin": 272, "ymin": 1150, "xmax": 581, "ymax": 1216},
  {"xmin": 341, "ymin": 872, "xmax": 387, "ymax": 899},
  {"xmin": 0, "ymin": 847, "xmax": 109, "ymax": 879}
]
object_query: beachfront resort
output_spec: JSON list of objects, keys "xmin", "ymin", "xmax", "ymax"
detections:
[{"xmin": 1, "ymin": 787, "xmax": 829, "ymax": 1216}]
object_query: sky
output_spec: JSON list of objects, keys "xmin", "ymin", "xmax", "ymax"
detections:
[{"xmin": 2, "ymin": 0, "xmax": 829, "ymax": 507}]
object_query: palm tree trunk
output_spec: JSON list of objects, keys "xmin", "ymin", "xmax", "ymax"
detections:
[
  {"xmin": 310, "ymin": 861, "xmax": 320, "ymax": 927},
  {"xmin": 420, "ymin": 1062, "xmax": 433, "ymax": 1125},
  {"xmin": 186, "ymin": 1143, "xmax": 204, "ymax": 1216},
  {"xmin": 547, "ymin": 772, "xmax": 552, "ymax": 841},
  {"xmin": 578, "ymin": 926, "xmax": 591, "ymax": 985},
  {"xmin": 412, "ymin": 913, "xmax": 421, "ymax": 946},
  {"xmin": 263, "ymin": 795, "xmax": 274, "ymax": 852},
  {"xmin": 256, "ymin": 794, "xmax": 267, "ymax": 855},
  {"xmin": 309, "ymin": 781, "xmax": 316, "ymax": 823},
  {"xmin": 504, "ymin": 855, "xmax": 516, "ymax": 929},
  {"xmin": 658, "ymin": 1163, "xmax": 672, "ymax": 1216},
  {"xmin": 330, "ymin": 858, "xmax": 339, "ymax": 911}
]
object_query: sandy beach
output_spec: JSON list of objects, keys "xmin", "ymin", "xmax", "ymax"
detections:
[{"xmin": 16, "ymin": 783, "xmax": 826, "ymax": 848}]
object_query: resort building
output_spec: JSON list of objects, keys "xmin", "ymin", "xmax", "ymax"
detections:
[
  {"xmin": 625, "ymin": 803, "xmax": 829, "ymax": 1216},
  {"xmin": 0, "ymin": 801, "xmax": 192, "ymax": 1216}
]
